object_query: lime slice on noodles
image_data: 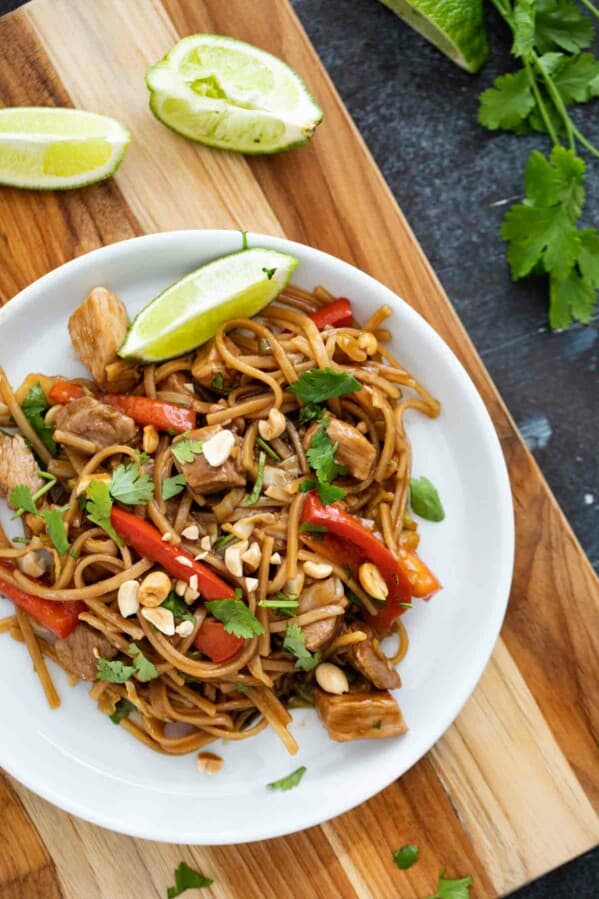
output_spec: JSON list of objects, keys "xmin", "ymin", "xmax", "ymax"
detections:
[
  {"xmin": 0, "ymin": 107, "xmax": 129, "ymax": 189},
  {"xmin": 379, "ymin": 0, "xmax": 488, "ymax": 73},
  {"xmin": 118, "ymin": 248, "xmax": 298, "ymax": 362},
  {"xmin": 145, "ymin": 34, "xmax": 323, "ymax": 154}
]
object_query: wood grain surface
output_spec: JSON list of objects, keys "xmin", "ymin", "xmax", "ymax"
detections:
[{"xmin": 0, "ymin": 1, "xmax": 598, "ymax": 897}]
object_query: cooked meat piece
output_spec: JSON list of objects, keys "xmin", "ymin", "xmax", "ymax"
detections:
[
  {"xmin": 347, "ymin": 624, "xmax": 401, "ymax": 690},
  {"xmin": 191, "ymin": 340, "xmax": 234, "ymax": 391},
  {"xmin": 68, "ymin": 287, "xmax": 138, "ymax": 391},
  {"xmin": 298, "ymin": 576, "xmax": 347, "ymax": 651},
  {"xmin": 54, "ymin": 624, "xmax": 117, "ymax": 681},
  {"xmin": 304, "ymin": 417, "xmax": 375, "ymax": 481},
  {"xmin": 55, "ymin": 396, "xmax": 137, "ymax": 449},
  {"xmin": 173, "ymin": 425, "xmax": 245, "ymax": 495},
  {"xmin": 314, "ymin": 689, "xmax": 407, "ymax": 741},
  {"xmin": 0, "ymin": 434, "xmax": 44, "ymax": 507}
]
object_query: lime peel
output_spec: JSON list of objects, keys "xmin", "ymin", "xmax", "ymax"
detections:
[{"xmin": 118, "ymin": 247, "xmax": 299, "ymax": 363}]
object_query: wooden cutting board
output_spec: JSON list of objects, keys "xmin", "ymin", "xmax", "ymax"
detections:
[{"xmin": 0, "ymin": 1, "xmax": 597, "ymax": 896}]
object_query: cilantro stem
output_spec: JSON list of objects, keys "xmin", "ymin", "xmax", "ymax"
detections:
[
  {"xmin": 532, "ymin": 53, "xmax": 574, "ymax": 151},
  {"xmin": 570, "ymin": 125, "xmax": 599, "ymax": 160},
  {"xmin": 524, "ymin": 61, "xmax": 559, "ymax": 146},
  {"xmin": 578, "ymin": 0, "xmax": 599, "ymax": 21}
]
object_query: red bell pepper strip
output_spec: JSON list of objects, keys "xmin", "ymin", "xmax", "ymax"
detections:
[
  {"xmin": 0, "ymin": 574, "xmax": 83, "ymax": 639},
  {"xmin": 309, "ymin": 298, "xmax": 353, "ymax": 330},
  {"xmin": 400, "ymin": 548, "xmax": 441, "ymax": 599},
  {"xmin": 47, "ymin": 379, "xmax": 85, "ymax": 404},
  {"xmin": 102, "ymin": 394, "xmax": 196, "ymax": 434},
  {"xmin": 110, "ymin": 507, "xmax": 234, "ymax": 601},
  {"xmin": 301, "ymin": 491, "xmax": 438, "ymax": 632},
  {"xmin": 193, "ymin": 617, "xmax": 244, "ymax": 663}
]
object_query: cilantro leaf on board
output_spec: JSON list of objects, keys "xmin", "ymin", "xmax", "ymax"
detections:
[
  {"xmin": 167, "ymin": 861, "xmax": 214, "ymax": 898},
  {"xmin": 205, "ymin": 598, "xmax": 264, "ymax": 639},
  {"xmin": 427, "ymin": 869, "xmax": 473, "ymax": 899},
  {"xmin": 512, "ymin": 0, "xmax": 536, "ymax": 59},
  {"xmin": 288, "ymin": 368, "xmax": 362, "ymax": 403},
  {"xmin": 478, "ymin": 70, "xmax": 535, "ymax": 131},
  {"xmin": 393, "ymin": 844, "xmax": 419, "ymax": 870},
  {"xmin": 161, "ymin": 473, "xmax": 186, "ymax": 500},
  {"xmin": 553, "ymin": 53, "xmax": 599, "ymax": 104},
  {"xmin": 534, "ymin": 0, "xmax": 593, "ymax": 55},
  {"xmin": 267, "ymin": 765, "xmax": 307, "ymax": 791},
  {"xmin": 21, "ymin": 382, "xmax": 56, "ymax": 455}
]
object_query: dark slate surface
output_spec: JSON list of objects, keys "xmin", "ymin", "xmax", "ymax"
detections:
[{"xmin": 0, "ymin": 0, "xmax": 597, "ymax": 895}]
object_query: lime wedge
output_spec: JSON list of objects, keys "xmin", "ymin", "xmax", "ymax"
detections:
[
  {"xmin": 379, "ymin": 0, "xmax": 488, "ymax": 73},
  {"xmin": 0, "ymin": 107, "xmax": 130, "ymax": 190},
  {"xmin": 146, "ymin": 34, "xmax": 323, "ymax": 154},
  {"xmin": 119, "ymin": 247, "xmax": 299, "ymax": 362}
]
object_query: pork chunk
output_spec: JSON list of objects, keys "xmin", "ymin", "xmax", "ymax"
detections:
[
  {"xmin": 347, "ymin": 624, "xmax": 401, "ymax": 690},
  {"xmin": 55, "ymin": 396, "xmax": 137, "ymax": 449},
  {"xmin": 172, "ymin": 425, "xmax": 245, "ymax": 495},
  {"xmin": 0, "ymin": 434, "xmax": 44, "ymax": 507},
  {"xmin": 54, "ymin": 623, "xmax": 117, "ymax": 681},
  {"xmin": 304, "ymin": 417, "xmax": 375, "ymax": 481},
  {"xmin": 68, "ymin": 287, "xmax": 138, "ymax": 391},
  {"xmin": 314, "ymin": 689, "xmax": 407, "ymax": 741},
  {"xmin": 298, "ymin": 576, "xmax": 347, "ymax": 651}
]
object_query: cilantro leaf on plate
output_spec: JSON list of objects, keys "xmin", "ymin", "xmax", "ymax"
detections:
[
  {"xmin": 129, "ymin": 642, "xmax": 159, "ymax": 682},
  {"xmin": 171, "ymin": 438, "xmax": 204, "ymax": 464},
  {"xmin": 85, "ymin": 480, "xmax": 121, "ymax": 543},
  {"xmin": 283, "ymin": 623, "xmax": 321, "ymax": 671},
  {"xmin": 109, "ymin": 463, "xmax": 154, "ymax": 505},
  {"xmin": 205, "ymin": 598, "xmax": 264, "ymax": 639},
  {"xmin": 410, "ymin": 477, "xmax": 445, "ymax": 522},
  {"xmin": 96, "ymin": 657, "xmax": 135, "ymax": 683},
  {"xmin": 109, "ymin": 698, "xmax": 135, "ymax": 724},
  {"xmin": 162, "ymin": 473, "xmax": 187, "ymax": 500},
  {"xmin": 288, "ymin": 368, "xmax": 362, "ymax": 404},
  {"xmin": 21, "ymin": 381, "xmax": 56, "ymax": 455},
  {"xmin": 267, "ymin": 765, "xmax": 307, "ymax": 791},
  {"xmin": 9, "ymin": 484, "xmax": 38, "ymax": 516},
  {"xmin": 306, "ymin": 417, "xmax": 347, "ymax": 485},
  {"xmin": 428, "ymin": 869, "xmax": 473, "ymax": 899},
  {"xmin": 162, "ymin": 592, "xmax": 194, "ymax": 622},
  {"xmin": 167, "ymin": 861, "xmax": 214, "ymax": 898},
  {"xmin": 41, "ymin": 505, "xmax": 70, "ymax": 555}
]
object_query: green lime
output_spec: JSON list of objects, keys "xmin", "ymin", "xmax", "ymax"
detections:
[
  {"xmin": 379, "ymin": 0, "xmax": 488, "ymax": 73},
  {"xmin": 146, "ymin": 34, "xmax": 323, "ymax": 154},
  {"xmin": 0, "ymin": 107, "xmax": 130, "ymax": 190},
  {"xmin": 119, "ymin": 247, "xmax": 299, "ymax": 362}
]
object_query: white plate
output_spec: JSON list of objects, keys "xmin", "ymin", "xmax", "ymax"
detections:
[{"xmin": 0, "ymin": 230, "xmax": 514, "ymax": 844}]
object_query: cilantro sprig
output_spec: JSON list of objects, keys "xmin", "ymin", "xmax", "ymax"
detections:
[
  {"xmin": 9, "ymin": 477, "xmax": 71, "ymax": 555},
  {"xmin": 289, "ymin": 368, "xmax": 362, "ymax": 404},
  {"xmin": 267, "ymin": 765, "xmax": 307, "ymax": 791},
  {"xmin": 167, "ymin": 862, "xmax": 213, "ymax": 897},
  {"xmin": 85, "ymin": 462, "xmax": 155, "ymax": 542},
  {"xmin": 427, "ymin": 869, "xmax": 473, "ymax": 899},
  {"xmin": 283, "ymin": 622, "xmax": 321, "ymax": 671},
  {"xmin": 96, "ymin": 643, "xmax": 158, "ymax": 684},
  {"xmin": 205, "ymin": 598, "xmax": 264, "ymax": 639},
  {"xmin": 300, "ymin": 416, "xmax": 347, "ymax": 505},
  {"xmin": 21, "ymin": 382, "xmax": 56, "ymax": 455},
  {"xmin": 478, "ymin": 0, "xmax": 599, "ymax": 329}
]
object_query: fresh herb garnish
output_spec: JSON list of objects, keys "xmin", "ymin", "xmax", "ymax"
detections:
[
  {"xmin": 299, "ymin": 522, "xmax": 328, "ymax": 534},
  {"xmin": 85, "ymin": 480, "xmax": 121, "ymax": 543},
  {"xmin": 258, "ymin": 595, "xmax": 299, "ymax": 616},
  {"xmin": 167, "ymin": 861, "xmax": 214, "ymax": 898},
  {"xmin": 162, "ymin": 473, "xmax": 187, "ymax": 500},
  {"xmin": 96, "ymin": 643, "xmax": 159, "ymax": 684},
  {"xmin": 243, "ymin": 450, "xmax": 266, "ymax": 507},
  {"xmin": 409, "ymin": 476, "xmax": 445, "ymax": 522},
  {"xmin": 109, "ymin": 698, "xmax": 135, "ymax": 724},
  {"xmin": 256, "ymin": 436, "xmax": 281, "ymax": 462},
  {"xmin": 171, "ymin": 438, "xmax": 204, "ymax": 464},
  {"xmin": 9, "ymin": 472, "xmax": 57, "ymax": 518},
  {"xmin": 299, "ymin": 477, "xmax": 347, "ymax": 506},
  {"xmin": 477, "ymin": 1, "xmax": 599, "ymax": 329},
  {"xmin": 299, "ymin": 402, "xmax": 324, "ymax": 424},
  {"xmin": 267, "ymin": 765, "xmax": 307, "ymax": 791},
  {"xmin": 393, "ymin": 844, "xmax": 418, "ymax": 870},
  {"xmin": 210, "ymin": 372, "xmax": 231, "ymax": 395},
  {"xmin": 301, "ymin": 416, "xmax": 348, "ymax": 505},
  {"xmin": 21, "ymin": 382, "xmax": 56, "ymax": 455},
  {"xmin": 109, "ymin": 463, "xmax": 154, "ymax": 505},
  {"xmin": 213, "ymin": 533, "xmax": 237, "ymax": 551},
  {"xmin": 428, "ymin": 869, "xmax": 473, "ymax": 899},
  {"xmin": 40, "ymin": 505, "xmax": 70, "ymax": 555},
  {"xmin": 262, "ymin": 266, "xmax": 277, "ymax": 280},
  {"xmin": 372, "ymin": 719, "xmax": 382, "ymax": 729},
  {"xmin": 289, "ymin": 368, "xmax": 362, "ymax": 404},
  {"xmin": 162, "ymin": 592, "xmax": 194, "ymax": 622},
  {"xmin": 205, "ymin": 598, "xmax": 264, "ymax": 639},
  {"xmin": 283, "ymin": 622, "xmax": 321, "ymax": 671}
]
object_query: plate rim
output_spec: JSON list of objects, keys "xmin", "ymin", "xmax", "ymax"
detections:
[{"xmin": 0, "ymin": 229, "xmax": 515, "ymax": 843}]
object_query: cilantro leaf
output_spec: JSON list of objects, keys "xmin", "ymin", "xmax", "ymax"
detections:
[
  {"xmin": 9, "ymin": 484, "xmax": 38, "ymax": 516},
  {"xmin": 41, "ymin": 505, "xmax": 70, "ymax": 555},
  {"xmin": 428, "ymin": 869, "xmax": 473, "ymax": 899},
  {"xmin": 85, "ymin": 480, "xmax": 121, "ymax": 543},
  {"xmin": 478, "ymin": 70, "xmax": 534, "ymax": 131},
  {"xmin": 288, "ymin": 368, "xmax": 362, "ymax": 403},
  {"xmin": 315, "ymin": 482, "xmax": 347, "ymax": 505},
  {"xmin": 578, "ymin": 230, "xmax": 599, "ymax": 289},
  {"xmin": 393, "ymin": 844, "xmax": 419, "ymax": 870},
  {"xmin": 171, "ymin": 438, "xmax": 204, "ymax": 464},
  {"xmin": 109, "ymin": 698, "xmax": 135, "ymax": 724},
  {"xmin": 267, "ymin": 765, "xmax": 307, "ymax": 791},
  {"xmin": 306, "ymin": 418, "xmax": 347, "ymax": 484},
  {"xmin": 299, "ymin": 402, "xmax": 325, "ymax": 424},
  {"xmin": 162, "ymin": 592, "xmax": 194, "ymax": 622},
  {"xmin": 512, "ymin": 0, "xmax": 536, "ymax": 59},
  {"xmin": 535, "ymin": 0, "xmax": 593, "ymax": 55},
  {"xmin": 162, "ymin": 473, "xmax": 187, "ymax": 500},
  {"xmin": 109, "ymin": 463, "xmax": 154, "ymax": 505},
  {"xmin": 243, "ymin": 450, "xmax": 266, "ymax": 507},
  {"xmin": 409, "ymin": 477, "xmax": 445, "ymax": 522},
  {"xmin": 21, "ymin": 382, "xmax": 56, "ymax": 455},
  {"xmin": 553, "ymin": 53, "xmax": 599, "ymax": 104},
  {"xmin": 549, "ymin": 270, "xmax": 596, "ymax": 329},
  {"xmin": 129, "ymin": 642, "xmax": 159, "ymax": 682},
  {"xmin": 262, "ymin": 266, "xmax": 277, "ymax": 280},
  {"xmin": 167, "ymin": 861, "xmax": 214, "ymax": 898},
  {"xmin": 205, "ymin": 599, "xmax": 264, "ymax": 638},
  {"xmin": 96, "ymin": 657, "xmax": 135, "ymax": 683},
  {"xmin": 283, "ymin": 623, "xmax": 321, "ymax": 671}
]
